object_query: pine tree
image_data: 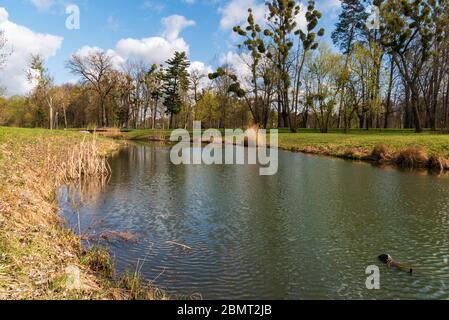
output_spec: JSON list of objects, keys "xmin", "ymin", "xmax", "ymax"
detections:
[
  {"xmin": 162, "ymin": 51, "xmax": 190, "ymax": 128},
  {"xmin": 331, "ymin": 0, "xmax": 368, "ymax": 55},
  {"xmin": 332, "ymin": 0, "xmax": 368, "ymax": 132}
]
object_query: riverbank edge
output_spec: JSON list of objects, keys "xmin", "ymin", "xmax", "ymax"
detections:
[
  {"xmin": 112, "ymin": 130, "xmax": 449, "ymax": 172},
  {"xmin": 0, "ymin": 128, "xmax": 168, "ymax": 300}
]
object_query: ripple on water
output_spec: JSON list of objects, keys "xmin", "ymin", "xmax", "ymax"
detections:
[{"xmin": 59, "ymin": 145, "xmax": 449, "ymax": 299}]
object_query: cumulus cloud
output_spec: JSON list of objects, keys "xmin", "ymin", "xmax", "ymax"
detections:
[
  {"xmin": 69, "ymin": 14, "xmax": 211, "ymax": 92},
  {"xmin": 115, "ymin": 37, "xmax": 189, "ymax": 66},
  {"xmin": 219, "ymin": 51, "xmax": 252, "ymax": 87},
  {"xmin": 188, "ymin": 61, "xmax": 213, "ymax": 90},
  {"xmin": 219, "ymin": 0, "xmax": 265, "ymax": 31},
  {"xmin": 161, "ymin": 15, "xmax": 195, "ymax": 41},
  {"xmin": 0, "ymin": 7, "xmax": 63, "ymax": 96},
  {"xmin": 72, "ymin": 46, "xmax": 126, "ymax": 70},
  {"xmin": 0, "ymin": 7, "xmax": 8, "ymax": 23},
  {"xmin": 73, "ymin": 15, "xmax": 196, "ymax": 69},
  {"xmin": 219, "ymin": 0, "xmax": 340, "ymax": 34},
  {"xmin": 189, "ymin": 61, "xmax": 212, "ymax": 75}
]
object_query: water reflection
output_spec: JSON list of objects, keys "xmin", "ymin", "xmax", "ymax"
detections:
[{"xmin": 59, "ymin": 143, "xmax": 449, "ymax": 299}]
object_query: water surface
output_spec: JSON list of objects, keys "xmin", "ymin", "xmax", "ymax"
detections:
[{"xmin": 59, "ymin": 143, "xmax": 449, "ymax": 299}]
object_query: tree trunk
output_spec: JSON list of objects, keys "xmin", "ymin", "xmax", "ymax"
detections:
[
  {"xmin": 48, "ymin": 97, "xmax": 53, "ymax": 130},
  {"xmin": 384, "ymin": 60, "xmax": 394, "ymax": 129},
  {"xmin": 411, "ymin": 86, "xmax": 423, "ymax": 133},
  {"xmin": 62, "ymin": 102, "xmax": 68, "ymax": 129},
  {"xmin": 101, "ymin": 98, "xmax": 107, "ymax": 128}
]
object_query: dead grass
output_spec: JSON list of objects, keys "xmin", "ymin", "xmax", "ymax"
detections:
[
  {"xmin": 0, "ymin": 127, "xmax": 124, "ymax": 299},
  {"xmin": 369, "ymin": 143, "xmax": 392, "ymax": 162},
  {"xmin": 394, "ymin": 147, "xmax": 429, "ymax": 168},
  {"xmin": 428, "ymin": 155, "xmax": 449, "ymax": 171},
  {"xmin": 0, "ymin": 127, "xmax": 172, "ymax": 300}
]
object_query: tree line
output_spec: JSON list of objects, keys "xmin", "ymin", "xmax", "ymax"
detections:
[{"xmin": 1, "ymin": 0, "xmax": 449, "ymax": 133}]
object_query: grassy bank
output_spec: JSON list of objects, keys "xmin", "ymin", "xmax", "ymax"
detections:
[
  {"xmin": 0, "ymin": 127, "xmax": 167, "ymax": 299},
  {"xmin": 118, "ymin": 128, "xmax": 449, "ymax": 170}
]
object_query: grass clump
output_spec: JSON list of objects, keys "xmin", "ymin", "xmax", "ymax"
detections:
[
  {"xmin": 370, "ymin": 143, "xmax": 392, "ymax": 161},
  {"xmin": 116, "ymin": 271, "xmax": 168, "ymax": 300},
  {"xmin": 80, "ymin": 246, "xmax": 114, "ymax": 279},
  {"xmin": 395, "ymin": 147, "xmax": 429, "ymax": 168}
]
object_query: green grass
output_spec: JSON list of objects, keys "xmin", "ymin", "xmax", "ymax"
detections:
[
  {"xmin": 119, "ymin": 128, "xmax": 449, "ymax": 158},
  {"xmin": 278, "ymin": 129, "xmax": 449, "ymax": 158}
]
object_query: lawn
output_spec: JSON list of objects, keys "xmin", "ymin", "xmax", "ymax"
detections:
[
  {"xmin": 119, "ymin": 128, "xmax": 449, "ymax": 159},
  {"xmin": 278, "ymin": 129, "xmax": 449, "ymax": 158}
]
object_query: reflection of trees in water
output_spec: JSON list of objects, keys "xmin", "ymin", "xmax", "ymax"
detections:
[
  {"xmin": 64, "ymin": 174, "xmax": 109, "ymax": 209},
  {"xmin": 61, "ymin": 174, "xmax": 109, "ymax": 238}
]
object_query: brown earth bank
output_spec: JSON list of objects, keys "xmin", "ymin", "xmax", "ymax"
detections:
[{"xmin": 0, "ymin": 128, "xmax": 168, "ymax": 300}]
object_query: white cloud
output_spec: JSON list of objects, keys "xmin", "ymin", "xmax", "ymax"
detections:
[
  {"xmin": 219, "ymin": 1, "xmax": 323, "ymax": 33},
  {"xmin": 73, "ymin": 46, "xmax": 126, "ymax": 71},
  {"xmin": 68, "ymin": 14, "xmax": 198, "ymax": 78},
  {"xmin": 188, "ymin": 61, "xmax": 213, "ymax": 90},
  {"xmin": 0, "ymin": 7, "xmax": 63, "ymax": 96},
  {"xmin": 219, "ymin": 51, "xmax": 252, "ymax": 87},
  {"xmin": 0, "ymin": 7, "xmax": 8, "ymax": 23},
  {"xmin": 161, "ymin": 15, "xmax": 195, "ymax": 41},
  {"xmin": 189, "ymin": 61, "xmax": 212, "ymax": 75},
  {"xmin": 295, "ymin": 4, "xmax": 307, "ymax": 32},
  {"xmin": 219, "ymin": 0, "xmax": 265, "ymax": 31},
  {"xmin": 115, "ymin": 37, "xmax": 190, "ymax": 66},
  {"xmin": 78, "ymin": 15, "xmax": 196, "ymax": 67}
]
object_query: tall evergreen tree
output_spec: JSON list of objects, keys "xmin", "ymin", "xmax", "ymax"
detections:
[
  {"xmin": 162, "ymin": 51, "xmax": 190, "ymax": 129},
  {"xmin": 332, "ymin": 0, "xmax": 368, "ymax": 55},
  {"xmin": 332, "ymin": 0, "xmax": 369, "ymax": 132}
]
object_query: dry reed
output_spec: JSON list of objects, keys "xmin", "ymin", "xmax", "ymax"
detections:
[{"xmin": 54, "ymin": 135, "xmax": 111, "ymax": 185}]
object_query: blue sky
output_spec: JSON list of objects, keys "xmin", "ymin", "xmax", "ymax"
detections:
[{"xmin": 0, "ymin": 0, "xmax": 341, "ymax": 95}]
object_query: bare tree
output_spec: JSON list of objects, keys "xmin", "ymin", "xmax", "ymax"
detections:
[
  {"xmin": 27, "ymin": 55, "xmax": 55, "ymax": 129},
  {"xmin": 67, "ymin": 51, "xmax": 115, "ymax": 127}
]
